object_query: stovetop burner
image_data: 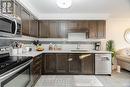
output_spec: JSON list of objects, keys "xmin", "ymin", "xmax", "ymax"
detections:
[
  {"xmin": 0, "ymin": 61, "xmax": 16, "ymax": 69},
  {"xmin": 0, "ymin": 47, "xmax": 32, "ymax": 75}
]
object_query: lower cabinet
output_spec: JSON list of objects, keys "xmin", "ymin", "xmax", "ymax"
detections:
[
  {"xmin": 32, "ymin": 54, "xmax": 42, "ymax": 86},
  {"xmin": 56, "ymin": 54, "xmax": 68, "ymax": 73},
  {"xmin": 68, "ymin": 54, "xmax": 81, "ymax": 74},
  {"xmin": 43, "ymin": 53, "xmax": 95, "ymax": 75},
  {"xmin": 44, "ymin": 54, "xmax": 56, "ymax": 73},
  {"xmin": 44, "ymin": 54, "xmax": 68, "ymax": 74},
  {"xmin": 80, "ymin": 54, "xmax": 95, "ymax": 74}
]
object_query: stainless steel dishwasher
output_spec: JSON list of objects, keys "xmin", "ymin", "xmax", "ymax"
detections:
[{"xmin": 95, "ymin": 54, "xmax": 112, "ymax": 75}]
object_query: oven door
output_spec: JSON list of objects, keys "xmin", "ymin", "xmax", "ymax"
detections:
[{"xmin": 0, "ymin": 60, "xmax": 32, "ymax": 87}]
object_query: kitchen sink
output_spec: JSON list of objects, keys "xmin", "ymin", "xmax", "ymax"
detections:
[{"xmin": 70, "ymin": 49, "xmax": 89, "ymax": 52}]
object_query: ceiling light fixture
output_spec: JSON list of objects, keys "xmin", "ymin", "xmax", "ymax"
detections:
[{"xmin": 56, "ymin": 0, "xmax": 72, "ymax": 8}]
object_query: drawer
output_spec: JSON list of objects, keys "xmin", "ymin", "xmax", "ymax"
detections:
[
  {"xmin": 95, "ymin": 54, "xmax": 111, "ymax": 60},
  {"xmin": 33, "ymin": 55, "xmax": 42, "ymax": 62}
]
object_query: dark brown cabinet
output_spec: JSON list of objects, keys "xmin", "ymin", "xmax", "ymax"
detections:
[
  {"xmin": 39, "ymin": 21, "xmax": 67, "ymax": 38},
  {"xmin": 44, "ymin": 54, "xmax": 68, "ymax": 74},
  {"xmin": 21, "ymin": 8, "xmax": 30, "ymax": 36},
  {"xmin": 80, "ymin": 54, "xmax": 95, "ymax": 74},
  {"xmin": 39, "ymin": 21, "xmax": 50, "ymax": 38},
  {"xmin": 58, "ymin": 21, "xmax": 67, "ymax": 38},
  {"xmin": 68, "ymin": 54, "xmax": 81, "ymax": 74},
  {"xmin": 88, "ymin": 21, "xmax": 97, "ymax": 38},
  {"xmin": 30, "ymin": 15, "xmax": 38, "ymax": 37},
  {"xmin": 44, "ymin": 54, "xmax": 56, "ymax": 73},
  {"xmin": 14, "ymin": 1, "xmax": 21, "ymax": 18},
  {"xmin": 56, "ymin": 54, "xmax": 68, "ymax": 73},
  {"xmin": 49, "ymin": 21, "xmax": 60, "ymax": 38},
  {"xmin": 43, "ymin": 53, "xmax": 94, "ymax": 75},
  {"xmin": 67, "ymin": 21, "xmax": 78, "ymax": 32},
  {"xmin": 97, "ymin": 20, "xmax": 106, "ymax": 38},
  {"xmin": 32, "ymin": 54, "xmax": 42, "ymax": 86},
  {"xmin": 39, "ymin": 20, "xmax": 106, "ymax": 39}
]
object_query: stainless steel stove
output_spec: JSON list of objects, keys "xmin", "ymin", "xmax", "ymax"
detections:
[{"xmin": 0, "ymin": 46, "xmax": 32, "ymax": 87}]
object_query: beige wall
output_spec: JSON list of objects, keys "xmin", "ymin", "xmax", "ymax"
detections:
[{"xmin": 103, "ymin": 18, "xmax": 130, "ymax": 51}]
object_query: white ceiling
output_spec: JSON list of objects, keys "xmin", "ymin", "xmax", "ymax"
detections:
[{"xmin": 18, "ymin": 0, "xmax": 130, "ymax": 19}]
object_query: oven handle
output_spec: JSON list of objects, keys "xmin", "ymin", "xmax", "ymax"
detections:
[
  {"xmin": 14, "ymin": 19, "xmax": 18, "ymax": 35},
  {"xmin": 0, "ymin": 59, "xmax": 33, "ymax": 81}
]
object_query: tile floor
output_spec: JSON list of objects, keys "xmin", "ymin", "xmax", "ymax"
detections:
[{"xmin": 35, "ymin": 70, "xmax": 130, "ymax": 87}]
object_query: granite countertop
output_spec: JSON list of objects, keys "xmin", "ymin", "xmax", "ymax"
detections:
[{"xmin": 11, "ymin": 50, "xmax": 112, "ymax": 57}]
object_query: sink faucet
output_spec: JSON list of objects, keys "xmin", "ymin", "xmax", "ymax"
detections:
[{"xmin": 76, "ymin": 43, "xmax": 80, "ymax": 49}]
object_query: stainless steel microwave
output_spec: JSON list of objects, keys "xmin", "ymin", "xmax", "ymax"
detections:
[{"xmin": 0, "ymin": 14, "xmax": 22, "ymax": 37}]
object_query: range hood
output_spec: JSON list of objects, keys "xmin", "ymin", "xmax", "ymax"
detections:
[{"xmin": 68, "ymin": 33, "xmax": 86, "ymax": 41}]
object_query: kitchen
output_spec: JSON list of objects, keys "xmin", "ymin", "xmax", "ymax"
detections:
[{"xmin": 0, "ymin": 0, "xmax": 130, "ymax": 87}]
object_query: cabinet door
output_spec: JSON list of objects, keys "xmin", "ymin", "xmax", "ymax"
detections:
[
  {"xmin": 39, "ymin": 21, "xmax": 67, "ymax": 38},
  {"xmin": 68, "ymin": 54, "xmax": 81, "ymax": 74},
  {"xmin": 44, "ymin": 54, "xmax": 56, "ymax": 73},
  {"xmin": 21, "ymin": 8, "xmax": 30, "ymax": 36},
  {"xmin": 49, "ymin": 21, "xmax": 59, "ymax": 38},
  {"xmin": 39, "ymin": 21, "xmax": 50, "ymax": 38},
  {"xmin": 80, "ymin": 54, "xmax": 94, "ymax": 74},
  {"xmin": 80, "ymin": 54, "xmax": 95, "ymax": 74},
  {"xmin": 58, "ymin": 21, "xmax": 67, "ymax": 38},
  {"xmin": 67, "ymin": 21, "xmax": 78, "ymax": 33},
  {"xmin": 56, "ymin": 54, "xmax": 68, "ymax": 73},
  {"xmin": 88, "ymin": 21, "xmax": 97, "ymax": 38},
  {"xmin": 97, "ymin": 20, "xmax": 106, "ymax": 38},
  {"xmin": 78, "ymin": 20, "xmax": 89, "ymax": 29},
  {"xmin": 30, "ymin": 15, "xmax": 38, "ymax": 37},
  {"xmin": 32, "ymin": 55, "xmax": 42, "ymax": 86},
  {"xmin": 15, "ymin": 1, "xmax": 21, "ymax": 18}
]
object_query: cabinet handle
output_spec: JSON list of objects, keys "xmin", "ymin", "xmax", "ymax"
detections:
[
  {"xmin": 101, "ymin": 57, "xmax": 110, "ymax": 61},
  {"xmin": 79, "ymin": 54, "xmax": 91, "ymax": 60},
  {"xmin": 68, "ymin": 58, "xmax": 73, "ymax": 61},
  {"xmin": 105, "ymin": 57, "xmax": 110, "ymax": 60}
]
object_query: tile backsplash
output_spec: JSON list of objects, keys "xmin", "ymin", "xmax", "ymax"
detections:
[
  {"xmin": 25, "ymin": 43, "xmax": 95, "ymax": 51},
  {"xmin": 0, "ymin": 39, "xmax": 13, "ymax": 47},
  {"xmin": 0, "ymin": 38, "xmax": 102, "ymax": 51}
]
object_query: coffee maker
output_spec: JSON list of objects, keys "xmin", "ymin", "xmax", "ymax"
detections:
[{"xmin": 95, "ymin": 42, "xmax": 101, "ymax": 51}]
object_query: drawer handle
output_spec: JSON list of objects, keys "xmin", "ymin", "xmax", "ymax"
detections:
[
  {"xmin": 105, "ymin": 57, "xmax": 110, "ymax": 60},
  {"xmin": 101, "ymin": 57, "xmax": 110, "ymax": 61},
  {"xmin": 68, "ymin": 58, "xmax": 73, "ymax": 61},
  {"xmin": 79, "ymin": 54, "xmax": 91, "ymax": 60}
]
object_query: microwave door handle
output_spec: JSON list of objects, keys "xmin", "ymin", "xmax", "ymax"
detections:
[
  {"xmin": 14, "ymin": 19, "xmax": 18, "ymax": 35},
  {"xmin": 0, "ymin": 59, "xmax": 32, "ymax": 81}
]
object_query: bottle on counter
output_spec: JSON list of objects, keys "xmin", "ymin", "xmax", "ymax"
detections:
[
  {"xmin": 54, "ymin": 44, "xmax": 57, "ymax": 50},
  {"xmin": 49, "ymin": 43, "xmax": 53, "ymax": 50}
]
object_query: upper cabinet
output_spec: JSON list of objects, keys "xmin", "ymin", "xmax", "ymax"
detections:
[
  {"xmin": 30, "ymin": 15, "xmax": 39, "ymax": 37},
  {"xmin": 97, "ymin": 20, "xmax": 106, "ymax": 38},
  {"xmin": 14, "ymin": 1, "xmax": 21, "ymax": 18},
  {"xmin": 21, "ymin": 8, "xmax": 30, "ymax": 36},
  {"xmin": 88, "ymin": 21, "xmax": 97, "ymax": 38},
  {"xmin": 39, "ymin": 20, "xmax": 106, "ymax": 39},
  {"xmin": 39, "ymin": 21, "xmax": 50, "ymax": 38},
  {"xmin": 21, "ymin": 9, "xmax": 39, "ymax": 37},
  {"xmin": 39, "ymin": 21, "xmax": 67, "ymax": 38}
]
